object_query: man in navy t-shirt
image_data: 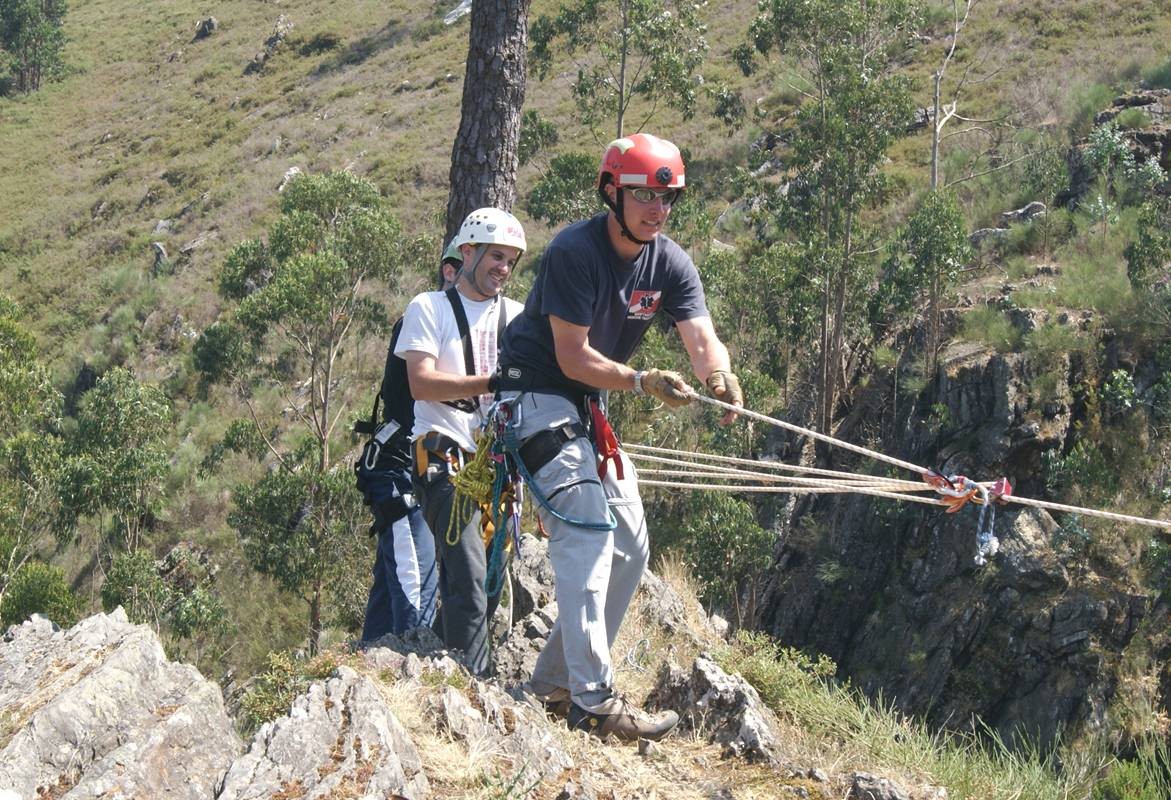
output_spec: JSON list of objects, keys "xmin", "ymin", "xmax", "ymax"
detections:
[{"xmin": 499, "ymin": 133, "xmax": 744, "ymax": 741}]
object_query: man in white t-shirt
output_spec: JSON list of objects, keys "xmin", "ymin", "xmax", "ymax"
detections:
[{"xmin": 395, "ymin": 207, "xmax": 526, "ymax": 676}]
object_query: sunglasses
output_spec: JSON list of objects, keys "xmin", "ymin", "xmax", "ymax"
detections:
[{"xmin": 626, "ymin": 186, "xmax": 681, "ymax": 205}]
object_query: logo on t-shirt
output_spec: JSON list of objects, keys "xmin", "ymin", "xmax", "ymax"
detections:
[{"xmin": 627, "ymin": 290, "xmax": 661, "ymax": 319}]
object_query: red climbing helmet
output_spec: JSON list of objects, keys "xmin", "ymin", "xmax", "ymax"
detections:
[{"xmin": 597, "ymin": 133, "xmax": 686, "ymax": 192}]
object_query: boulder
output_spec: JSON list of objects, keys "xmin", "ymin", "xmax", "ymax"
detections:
[
  {"xmin": 192, "ymin": 17, "xmax": 217, "ymax": 42},
  {"xmin": 218, "ymin": 665, "xmax": 428, "ymax": 799},
  {"xmin": 647, "ymin": 654, "xmax": 784, "ymax": 765},
  {"xmin": 0, "ymin": 610, "xmax": 240, "ymax": 799},
  {"xmin": 850, "ymin": 771, "xmax": 911, "ymax": 800},
  {"xmin": 1000, "ymin": 201, "xmax": 1047, "ymax": 225}
]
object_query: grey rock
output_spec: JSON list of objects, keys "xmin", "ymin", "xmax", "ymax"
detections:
[
  {"xmin": 217, "ymin": 665, "xmax": 428, "ymax": 800},
  {"xmin": 0, "ymin": 609, "xmax": 240, "ymax": 800},
  {"xmin": 648, "ymin": 654, "xmax": 783, "ymax": 764},
  {"xmin": 180, "ymin": 230, "xmax": 216, "ymax": 255},
  {"xmin": 1000, "ymin": 201, "xmax": 1047, "ymax": 224},
  {"xmin": 245, "ymin": 15, "xmax": 293, "ymax": 74},
  {"xmin": 850, "ymin": 772, "xmax": 910, "ymax": 800},
  {"xmin": 444, "ymin": 0, "xmax": 472, "ymax": 25},
  {"xmin": 277, "ymin": 165, "xmax": 302, "ymax": 192},
  {"xmin": 510, "ymin": 536, "xmax": 557, "ymax": 620},
  {"xmin": 193, "ymin": 17, "xmax": 218, "ymax": 41},
  {"xmin": 969, "ymin": 227, "xmax": 1009, "ymax": 247}
]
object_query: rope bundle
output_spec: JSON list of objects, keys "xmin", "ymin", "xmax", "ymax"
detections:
[{"xmin": 631, "ymin": 390, "xmax": 1171, "ymax": 534}]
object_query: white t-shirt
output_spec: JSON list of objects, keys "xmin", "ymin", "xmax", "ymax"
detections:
[{"xmin": 395, "ymin": 289, "xmax": 524, "ymax": 451}]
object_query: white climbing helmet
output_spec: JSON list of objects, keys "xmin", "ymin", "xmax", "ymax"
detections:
[{"xmin": 453, "ymin": 207, "xmax": 527, "ymax": 254}]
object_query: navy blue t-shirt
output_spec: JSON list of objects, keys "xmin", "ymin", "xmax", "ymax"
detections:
[{"xmin": 499, "ymin": 213, "xmax": 708, "ymax": 394}]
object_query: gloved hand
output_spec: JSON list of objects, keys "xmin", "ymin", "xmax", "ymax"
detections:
[
  {"xmin": 706, "ymin": 369, "xmax": 744, "ymax": 408},
  {"xmin": 642, "ymin": 368, "xmax": 692, "ymax": 408}
]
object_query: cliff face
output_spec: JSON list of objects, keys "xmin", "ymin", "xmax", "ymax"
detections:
[{"xmin": 759, "ymin": 334, "xmax": 1154, "ymax": 751}]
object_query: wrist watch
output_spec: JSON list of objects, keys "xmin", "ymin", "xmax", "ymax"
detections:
[{"xmin": 632, "ymin": 370, "xmax": 646, "ymax": 395}]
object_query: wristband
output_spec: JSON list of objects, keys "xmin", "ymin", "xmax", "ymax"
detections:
[{"xmin": 632, "ymin": 370, "xmax": 646, "ymax": 395}]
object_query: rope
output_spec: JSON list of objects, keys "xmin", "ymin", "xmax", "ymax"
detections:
[
  {"xmin": 637, "ymin": 467, "xmax": 933, "ymax": 494},
  {"xmin": 685, "ymin": 390, "xmax": 929, "ymax": 476},
  {"xmin": 665, "ymin": 390, "xmax": 1171, "ymax": 533},
  {"xmin": 638, "ymin": 478, "xmax": 948, "ymax": 506},
  {"xmin": 627, "ymin": 450, "xmax": 933, "ymax": 491},
  {"xmin": 625, "ymin": 442, "xmax": 942, "ymax": 487}
]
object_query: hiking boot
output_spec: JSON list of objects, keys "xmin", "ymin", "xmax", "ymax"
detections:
[
  {"xmin": 567, "ymin": 694, "xmax": 679, "ymax": 742},
  {"xmin": 521, "ymin": 682, "xmax": 571, "ymax": 719}
]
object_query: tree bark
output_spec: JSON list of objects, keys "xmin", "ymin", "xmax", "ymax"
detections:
[{"xmin": 445, "ymin": 0, "xmax": 531, "ymax": 245}]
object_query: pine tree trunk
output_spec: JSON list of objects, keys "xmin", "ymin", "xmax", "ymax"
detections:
[{"xmin": 444, "ymin": 0, "xmax": 531, "ymax": 245}]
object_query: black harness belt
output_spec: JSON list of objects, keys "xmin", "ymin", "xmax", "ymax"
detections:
[{"xmin": 518, "ymin": 422, "xmax": 588, "ymax": 475}]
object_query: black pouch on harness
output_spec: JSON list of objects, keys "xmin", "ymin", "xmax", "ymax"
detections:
[{"xmin": 354, "ymin": 374, "xmax": 415, "ymax": 534}]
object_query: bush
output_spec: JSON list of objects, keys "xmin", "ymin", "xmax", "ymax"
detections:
[
  {"xmin": 101, "ymin": 550, "xmax": 169, "ymax": 625},
  {"xmin": 525, "ymin": 152, "xmax": 599, "ymax": 225},
  {"xmin": 961, "ymin": 306, "xmax": 1022, "ymax": 353},
  {"xmin": 239, "ymin": 649, "xmax": 344, "ymax": 733},
  {"xmin": 1067, "ymin": 83, "xmax": 1115, "ymax": 139},
  {"xmin": 1, "ymin": 561, "xmax": 78, "ymax": 628},
  {"xmin": 1115, "ymin": 108, "xmax": 1153, "ymax": 131},
  {"xmin": 1144, "ymin": 57, "xmax": 1171, "ymax": 90}
]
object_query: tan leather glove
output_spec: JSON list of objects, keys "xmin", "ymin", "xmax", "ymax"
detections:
[
  {"xmin": 706, "ymin": 369, "xmax": 744, "ymax": 407},
  {"xmin": 641, "ymin": 368, "xmax": 692, "ymax": 408}
]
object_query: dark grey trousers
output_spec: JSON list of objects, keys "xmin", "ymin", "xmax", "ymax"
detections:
[{"xmin": 412, "ymin": 446, "xmax": 501, "ymax": 676}]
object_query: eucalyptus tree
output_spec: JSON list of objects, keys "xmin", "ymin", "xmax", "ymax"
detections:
[
  {"xmin": 0, "ymin": 297, "xmax": 70, "ymax": 620},
  {"xmin": 529, "ymin": 0, "xmax": 708, "ymax": 139},
  {"xmin": 58, "ymin": 367, "xmax": 172, "ymax": 554},
  {"xmin": 743, "ymin": 0, "xmax": 919, "ymax": 432},
  {"xmin": 195, "ymin": 170, "xmax": 417, "ymax": 652},
  {"xmin": 0, "ymin": 0, "xmax": 67, "ymax": 93},
  {"xmin": 871, "ymin": 191, "xmax": 970, "ymax": 374}
]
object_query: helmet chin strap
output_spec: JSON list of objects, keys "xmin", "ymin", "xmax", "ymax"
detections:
[
  {"xmin": 455, "ymin": 246, "xmax": 495, "ymax": 300},
  {"xmin": 599, "ymin": 185, "xmax": 654, "ymax": 246}
]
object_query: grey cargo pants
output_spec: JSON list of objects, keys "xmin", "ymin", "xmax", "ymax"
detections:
[{"xmin": 505, "ymin": 391, "xmax": 648, "ymax": 704}]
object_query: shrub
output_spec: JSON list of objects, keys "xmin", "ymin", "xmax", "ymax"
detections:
[
  {"xmin": 525, "ymin": 152, "xmax": 599, "ymax": 225},
  {"xmin": 1067, "ymin": 83, "xmax": 1115, "ymax": 139},
  {"xmin": 1115, "ymin": 108, "xmax": 1153, "ymax": 131},
  {"xmin": 1144, "ymin": 57, "xmax": 1171, "ymax": 90},
  {"xmin": 517, "ymin": 109, "xmax": 558, "ymax": 167},
  {"xmin": 0, "ymin": 561, "xmax": 78, "ymax": 628},
  {"xmin": 101, "ymin": 550, "xmax": 169, "ymax": 625},
  {"xmin": 239, "ymin": 649, "xmax": 345, "ymax": 733},
  {"xmin": 961, "ymin": 306, "xmax": 1022, "ymax": 353}
]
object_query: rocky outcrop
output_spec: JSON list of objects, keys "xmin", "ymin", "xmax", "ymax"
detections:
[
  {"xmin": 759, "ymin": 331, "xmax": 1149, "ymax": 752},
  {"xmin": 216, "ymin": 666, "xmax": 428, "ymax": 799},
  {"xmin": 3, "ymin": 559, "xmax": 937, "ymax": 799},
  {"xmin": 245, "ymin": 15, "xmax": 294, "ymax": 75},
  {"xmin": 192, "ymin": 17, "xmax": 218, "ymax": 42},
  {"xmin": 0, "ymin": 610, "xmax": 241, "ymax": 799},
  {"xmin": 648, "ymin": 655, "xmax": 785, "ymax": 765}
]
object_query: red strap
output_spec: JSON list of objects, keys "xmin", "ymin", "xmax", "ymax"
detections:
[{"xmin": 589, "ymin": 399, "xmax": 624, "ymax": 480}]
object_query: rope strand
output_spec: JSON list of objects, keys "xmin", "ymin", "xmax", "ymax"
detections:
[{"xmin": 651, "ymin": 390, "xmax": 1171, "ymax": 533}]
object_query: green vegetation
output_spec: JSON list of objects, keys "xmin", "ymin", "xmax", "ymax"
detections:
[
  {"xmin": 198, "ymin": 170, "xmax": 427, "ymax": 653},
  {"xmin": 716, "ymin": 630, "xmax": 1171, "ymax": 800},
  {"xmin": 0, "ymin": 560, "xmax": 77, "ymax": 627},
  {"xmin": 238, "ymin": 648, "xmax": 347, "ymax": 734},
  {"xmin": 0, "ymin": 0, "xmax": 67, "ymax": 94},
  {"xmin": 530, "ymin": 0, "xmax": 709, "ymax": 138}
]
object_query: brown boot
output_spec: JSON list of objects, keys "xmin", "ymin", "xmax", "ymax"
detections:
[{"xmin": 567, "ymin": 694, "xmax": 679, "ymax": 742}]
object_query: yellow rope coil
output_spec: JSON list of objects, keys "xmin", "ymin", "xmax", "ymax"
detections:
[{"xmin": 443, "ymin": 430, "xmax": 517, "ymax": 549}]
